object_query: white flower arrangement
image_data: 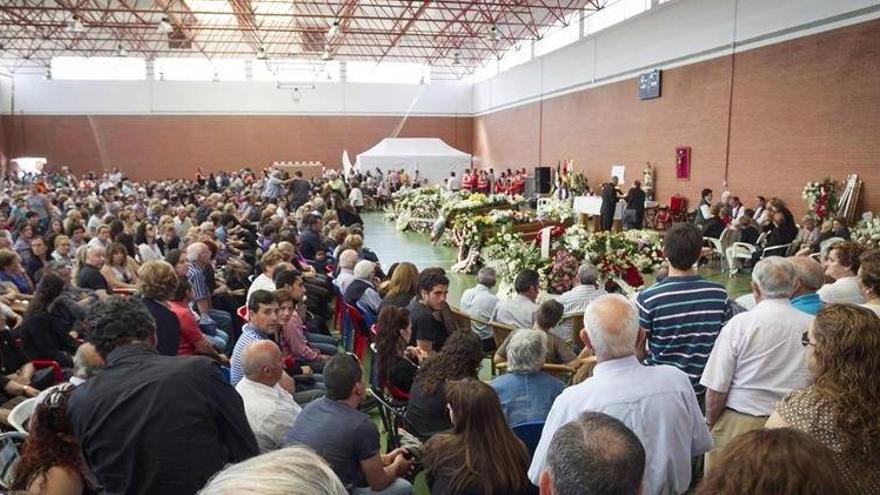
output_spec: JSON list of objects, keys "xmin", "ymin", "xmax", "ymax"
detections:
[{"xmin": 852, "ymin": 214, "xmax": 880, "ymax": 250}]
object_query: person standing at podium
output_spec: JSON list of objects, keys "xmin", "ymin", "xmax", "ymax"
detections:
[{"xmin": 600, "ymin": 176, "xmax": 621, "ymax": 231}]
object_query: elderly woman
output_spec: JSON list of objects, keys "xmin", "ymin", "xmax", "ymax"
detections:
[
  {"xmin": 136, "ymin": 260, "xmax": 182, "ymax": 356},
  {"xmin": 342, "ymin": 259, "xmax": 381, "ymax": 315},
  {"xmin": 0, "ymin": 248, "xmax": 34, "ymax": 296},
  {"xmin": 766, "ymin": 304, "xmax": 880, "ymax": 494},
  {"xmin": 817, "ymin": 241, "xmax": 865, "ymax": 304},
  {"xmin": 490, "ymin": 328, "xmax": 565, "ymax": 426}
]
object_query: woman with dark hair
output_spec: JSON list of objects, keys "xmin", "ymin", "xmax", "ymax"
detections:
[
  {"xmin": 47, "ymin": 218, "xmax": 64, "ymax": 237},
  {"xmin": 0, "ymin": 248, "xmax": 35, "ymax": 296},
  {"xmin": 26, "ymin": 236, "xmax": 49, "ymax": 283},
  {"xmin": 405, "ymin": 331, "xmax": 484, "ymax": 438},
  {"xmin": 696, "ymin": 428, "xmax": 842, "ymax": 495},
  {"xmin": 20, "ymin": 273, "xmax": 79, "ymax": 368},
  {"xmin": 375, "ymin": 306, "xmax": 422, "ymax": 393},
  {"xmin": 766, "ymin": 304, "xmax": 880, "ymax": 493},
  {"xmin": 100, "ymin": 242, "xmax": 138, "ymax": 291},
  {"xmin": 14, "ymin": 223, "xmax": 35, "ymax": 264},
  {"xmin": 12, "ymin": 383, "xmax": 98, "ymax": 494},
  {"xmin": 424, "ymin": 379, "xmax": 535, "ymax": 495},
  {"xmin": 164, "ymin": 248, "xmax": 189, "ymax": 278},
  {"xmin": 135, "ymin": 221, "xmax": 162, "ymax": 264}
]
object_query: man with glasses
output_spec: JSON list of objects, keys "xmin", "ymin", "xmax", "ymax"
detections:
[
  {"xmin": 285, "ymin": 353, "xmax": 413, "ymax": 494},
  {"xmin": 700, "ymin": 257, "xmax": 813, "ymax": 473}
]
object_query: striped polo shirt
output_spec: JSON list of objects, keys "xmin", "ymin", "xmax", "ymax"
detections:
[
  {"xmin": 230, "ymin": 323, "xmax": 270, "ymax": 386},
  {"xmin": 636, "ymin": 275, "xmax": 732, "ymax": 395}
]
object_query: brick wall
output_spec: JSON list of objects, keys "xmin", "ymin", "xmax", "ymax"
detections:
[
  {"xmin": 474, "ymin": 19, "xmax": 880, "ymax": 217},
  {"xmin": 1, "ymin": 114, "xmax": 473, "ymax": 181}
]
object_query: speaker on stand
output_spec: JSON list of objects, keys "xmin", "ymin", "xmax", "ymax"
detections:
[{"xmin": 534, "ymin": 166, "xmax": 552, "ymax": 195}]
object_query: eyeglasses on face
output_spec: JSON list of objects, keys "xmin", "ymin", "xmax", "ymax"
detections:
[{"xmin": 801, "ymin": 331, "xmax": 815, "ymax": 348}]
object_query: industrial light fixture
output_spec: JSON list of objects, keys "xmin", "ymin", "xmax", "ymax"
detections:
[
  {"xmin": 212, "ymin": 70, "xmax": 220, "ymax": 82},
  {"xmin": 327, "ymin": 20, "xmax": 341, "ymax": 39},
  {"xmin": 43, "ymin": 68, "xmax": 51, "ymax": 80},
  {"xmin": 321, "ymin": 47, "xmax": 333, "ymax": 61},
  {"xmin": 291, "ymin": 87, "xmax": 302, "ymax": 102},
  {"xmin": 66, "ymin": 15, "xmax": 86, "ymax": 33},
  {"xmin": 256, "ymin": 46, "xmax": 268, "ymax": 60},
  {"xmin": 487, "ymin": 25, "xmax": 501, "ymax": 41},
  {"xmin": 452, "ymin": 51, "xmax": 462, "ymax": 65},
  {"xmin": 157, "ymin": 16, "xmax": 173, "ymax": 34},
  {"xmin": 116, "ymin": 44, "xmax": 127, "ymax": 57}
]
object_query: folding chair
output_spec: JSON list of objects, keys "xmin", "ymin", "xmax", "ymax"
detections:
[
  {"xmin": 8, "ymin": 398, "xmax": 37, "ymax": 434},
  {"xmin": 0, "ymin": 432, "xmax": 27, "ymax": 490}
]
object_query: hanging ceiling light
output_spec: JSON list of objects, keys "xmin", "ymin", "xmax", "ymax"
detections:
[
  {"xmin": 487, "ymin": 25, "xmax": 501, "ymax": 41},
  {"xmin": 43, "ymin": 67, "xmax": 51, "ymax": 80},
  {"xmin": 66, "ymin": 15, "xmax": 86, "ymax": 33},
  {"xmin": 321, "ymin": 46, "xmax": 333, "ymax": 61},
  {"xmin": 117, "ymin": 44, "xmax": 128, "ymax": 57},
  {"xmin": 452, "ymin": 51, "xmax": 462, "ymax": 65},
  {"xmin": 327, "ymin": 20, "xmax": 341, "ymax": 40},
  {"xmin": 157, "ymin": 16, "xmax": 173, "ymax": 34},
  {"xmin": 291, "ymin": 87, "xmax": 302, "ymax": 102},
  {"xmin": 256, "ymin": 46, "xmax": 268, "ymax": 60}
]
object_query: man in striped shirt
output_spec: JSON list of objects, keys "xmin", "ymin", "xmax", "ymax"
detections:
[{"xmin": 636, "ymin": 223, "xmax": 732, "ymax": 399}]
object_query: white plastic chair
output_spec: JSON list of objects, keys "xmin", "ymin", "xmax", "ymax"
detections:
[
  {"xmin": 703, "ymin": 237, "xmax": 725, "ymax": 269},
  {"xmin": 819, "ymin": 237, "xmax": 845, "ymax": 257},
  {"xmin": 0, "ymin": 431, "xmax": 27, "ymax": 490},
  {"xmin": 8, "ymin": 398, "xmax": 37, "ymax": 434},
  {"xmin": 728, "ymin": 232, "xmax": 767, "ymax": 275}
]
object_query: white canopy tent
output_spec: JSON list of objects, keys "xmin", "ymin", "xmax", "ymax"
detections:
[{"xmin": 355, "ymin": 138, "xmax": 472, "ymax": 185}]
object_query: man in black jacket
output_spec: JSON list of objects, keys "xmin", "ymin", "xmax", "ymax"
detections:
[{"xmin": 68, "ymin": 296, "xmax": 258, "ymax": 495}]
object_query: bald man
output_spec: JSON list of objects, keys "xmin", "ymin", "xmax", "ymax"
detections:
[
  {"xmin": 529, "ymin": 294, "xmax": 711, "ymax": 495},
  {"xmin": 235, "ymin": 340, "xmax": 302, "ymax": 452},
  {"xmin": 77, "ymin": 245, "xmax": 109, "ymax": 296}
]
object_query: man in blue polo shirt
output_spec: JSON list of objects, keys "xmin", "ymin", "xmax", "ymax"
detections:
[{"xmin": 636, "ymin": 223, "xmax": 732, "ymax": 400}]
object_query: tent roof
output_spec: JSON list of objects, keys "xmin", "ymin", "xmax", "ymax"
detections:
[{"xmin": 358, "ymin": 138, "xmax": 470, "ymax": 158}]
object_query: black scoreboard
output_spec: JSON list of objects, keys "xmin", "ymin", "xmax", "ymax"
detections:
[{"xmin": 638, "ymin": 69, "xmax": 661, "ymax": 100}]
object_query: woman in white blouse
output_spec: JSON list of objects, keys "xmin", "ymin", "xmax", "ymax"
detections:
[
  {"xmin": 136, "ymin": 221, "xmax": 163, "ymax": 264},
  {"xmin": 818, "ymin": 241, "xmax": 866, "ymax": 305}
]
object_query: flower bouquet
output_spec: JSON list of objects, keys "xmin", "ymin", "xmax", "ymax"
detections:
[
  {"xmin": 546, "ymin": 250, "xmax": 579, "ymax": 294},
  {"xmin": 852, "ymin": 213, "xmax": 880, "ymax": 250},
  {"xmin": 802, "ymin": 179, "xmax": 838, "ymax": 221}
]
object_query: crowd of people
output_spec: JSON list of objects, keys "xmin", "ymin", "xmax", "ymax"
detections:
[{"xmin": 0, "ymin": 165, "xmax": 876, "ymax": 495}]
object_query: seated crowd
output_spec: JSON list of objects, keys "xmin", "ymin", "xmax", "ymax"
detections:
[{"xmin": 0, "ymin": 167, "xmax": 876, "ymax": 495}]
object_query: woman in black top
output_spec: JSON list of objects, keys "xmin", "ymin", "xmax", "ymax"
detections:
[
  {"xmin": 20, "ymin": 273, "xmax": 79, "ymax": 368},
  {"xmin": 375, "ymin": 306, "xmax": 421, "ymax": 393},
  {"xmin": 25, "ymin": 236, "xmax": 49, "ymax": 284},
  {"xmin": 405, "ymin": 331, "xmax": 483, "ymax": 439},
  {"xmin": 424, "ymin": 378, "xmax": 536, "ymax": 495}
]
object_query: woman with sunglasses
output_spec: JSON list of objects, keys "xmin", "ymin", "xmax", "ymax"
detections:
[
  {"xmin": 12, "ymin": 383, "xmax": 98, "ymax": 494},
  {"xmin": 423, "ymin": 378, "xmax": 535, "ymax": 495},
  {"xmin": 766, "ymin": 304, "xmax": 880, "ymax": 494}
]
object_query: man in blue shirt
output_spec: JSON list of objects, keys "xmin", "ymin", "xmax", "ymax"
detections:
[
  {"xmin": 788, "ymin": 256, "xmax": 825, "ymax": 315},
  {"xmin": 636, "ymin": 223, "xmax": 732, "ymax": 399}
]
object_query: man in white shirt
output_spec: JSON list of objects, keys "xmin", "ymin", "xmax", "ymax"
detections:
[
  {"xmin": 459, "ymin": 267, "xmax": 500, "ymax": 352},
  {"xmin": 700, "ymin": 257, "xmax": 812, "ymax": 472},
  {"xmin": 493, "ymin": 269, "xmax": 540, "ymax": 329},
  {"xmin": 446, "ymin": 171, "xmax": 461, "ymax": 192},
  {"xmin": 817, "ymin": 241, "xmax": 866, "ymax": 305},
  {"xmin": 235, "ymin": 340, "xmax": 301, "ymax": 452},
  {"xmin": 173, "ymin": 207, "xmax": 193, "ymax": 238},
  {"xmin": 552, "ymin": 263, "xmax": 606, "ymax": 340},
  {"xmin": 529, "ymin": 294, "xmax": 712, "ymax": 495},
  {"xmin": 334, "ymin": 249, "xmax": 358, "ymax": 294}
]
